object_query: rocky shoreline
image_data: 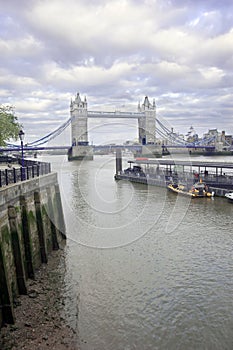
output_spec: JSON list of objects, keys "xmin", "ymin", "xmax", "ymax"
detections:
[{"xmin": 0, "ymin": 246, "xmax": 78, "ymax": 350}]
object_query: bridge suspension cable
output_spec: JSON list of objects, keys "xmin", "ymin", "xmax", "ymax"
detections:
[
  {"xmin": 5, "ymin": 111, "xmax": 217, "ymax": 149},
  {"xmin": 156, "ymin": 118, "xmax": 218, "ymax": 147},
  {"xmin": 156, "ymin": 118, "xmax": 186, "ymax": 145},
  {"xmin": 26, "ymin": 117, "xmax": 72, "ymax": 146}
]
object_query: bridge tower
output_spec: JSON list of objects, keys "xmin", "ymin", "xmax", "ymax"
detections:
[
  {"xmin": 68, "ymin": 93, "xmax": 93, "ymax": 160},
  {"xmin": 138, "ymin": 96, "xmax": 160, "ymax": 157},
  {"xmin": 138, "ymin": 96, "xmax": 156, "ymax": 145}
]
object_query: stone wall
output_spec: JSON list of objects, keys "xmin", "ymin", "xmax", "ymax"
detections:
[{"xmin": 0, "ymin": 172, "xmax": 66, "ymax": 327}]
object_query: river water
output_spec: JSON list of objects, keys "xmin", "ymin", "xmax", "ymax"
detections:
[{"xmin": 42, "ymin": 154, "xmax": 233, "ymax": 350}]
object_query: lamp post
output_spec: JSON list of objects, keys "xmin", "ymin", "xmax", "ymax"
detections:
[{"xmin": 18, "ymin": 129, "xmax": 25, "ymax": 170}]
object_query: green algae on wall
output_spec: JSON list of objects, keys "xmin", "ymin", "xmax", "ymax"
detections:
[{"xmin": 0, "ymin": 173, "xmax": 66, "ymax": 327}]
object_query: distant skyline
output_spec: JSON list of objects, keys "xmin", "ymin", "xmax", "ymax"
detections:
[{"xmin": 0, "ymin": 0, "xmax": 233, "ymax": 145}]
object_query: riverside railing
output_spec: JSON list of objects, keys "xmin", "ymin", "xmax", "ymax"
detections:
[
  {"xmin": 0, "ymin": 160, "xmax": 51, "ymax": 188},
  {"xmin": 119, "ymin": 168, "xmax": 233, "ymax": 190}
]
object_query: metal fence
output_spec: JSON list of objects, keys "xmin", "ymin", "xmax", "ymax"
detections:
[{"xmin": 0, "ymin": 159, "xmax": 51, "ymax": 188}]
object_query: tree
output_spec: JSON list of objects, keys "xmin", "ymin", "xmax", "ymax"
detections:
[{"xmin": 0, "ymin": 105, "xmax": 21, "ymax": 146}]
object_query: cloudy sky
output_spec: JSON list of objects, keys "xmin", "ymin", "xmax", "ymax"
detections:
[{"xmin": 1, "ymin": 0, "xmax": 233, "ymax": 145}]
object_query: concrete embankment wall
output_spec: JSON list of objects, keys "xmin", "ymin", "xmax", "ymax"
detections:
[{"xmin": 0, "ymin": 172, "xmax": 66, "ymax": 327}]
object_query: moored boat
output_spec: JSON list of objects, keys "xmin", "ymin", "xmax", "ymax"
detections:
[
  {"xmin": 225, "ymin": 192, "xmax": 233, "ymax": 202},
  {"xmin": 167, "ymin": 181, "xmax": 214, "ymax": 198}
]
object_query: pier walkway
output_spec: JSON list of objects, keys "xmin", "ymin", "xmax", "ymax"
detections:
[{"xmin": 115, "ymin": 158, "xmax": 233, "ymax": 196}]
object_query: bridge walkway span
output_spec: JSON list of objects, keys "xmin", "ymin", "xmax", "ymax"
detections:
[{"xmin": 87, "ymin": 110, "xmax": 144, "ymax": 118}]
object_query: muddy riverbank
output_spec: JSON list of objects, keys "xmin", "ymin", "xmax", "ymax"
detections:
[{"xmin": 0, "ymin": 245, "xmax": 78, "ymax": 350}]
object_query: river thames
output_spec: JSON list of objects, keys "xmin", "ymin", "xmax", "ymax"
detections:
[{"xmin": 42, "ymin": 154, "xmax": 233, "ymax": 350}]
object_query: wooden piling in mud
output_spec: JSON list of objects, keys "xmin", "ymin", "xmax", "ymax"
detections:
[{"xmin": 0, "ymin": 172, "xmax": 66, "ymax": 327}]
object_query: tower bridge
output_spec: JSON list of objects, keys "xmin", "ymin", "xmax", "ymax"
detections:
[
  {"xmin": 2, "ymin": 92, "xmax": 225, "ymax": 158},
  {"xmin": 69, "ymin": 93, "xmax": 157, "ymax": 160}
]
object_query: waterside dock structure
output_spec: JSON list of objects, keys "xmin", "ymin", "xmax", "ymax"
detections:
[{"xmin": 115, "ymin": 154, "xmax": 233, "ymax": 197}]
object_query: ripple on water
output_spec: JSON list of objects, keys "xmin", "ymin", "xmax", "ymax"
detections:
[{"xmin": 47, "ymin": 155, "xmax": 233, "ymax": 350}]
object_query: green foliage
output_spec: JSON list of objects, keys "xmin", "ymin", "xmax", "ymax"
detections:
[{"xmin": 0, "ymin": 105, "xmax": 21, "ymax": 146}]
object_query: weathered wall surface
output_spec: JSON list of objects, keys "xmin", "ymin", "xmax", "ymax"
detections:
[{"xmin": 0, "ymin": 172, "xmax": 66, "ymax": 327}]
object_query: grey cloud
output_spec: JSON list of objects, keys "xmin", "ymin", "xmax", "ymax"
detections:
[{"xmin": 0, "ymin": 0, "xmax": 233, "ymax": 143}]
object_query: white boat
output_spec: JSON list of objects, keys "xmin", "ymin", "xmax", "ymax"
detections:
[{"xmin": 225, "ymin": 192, "xmax": 233, "ymax": 202}]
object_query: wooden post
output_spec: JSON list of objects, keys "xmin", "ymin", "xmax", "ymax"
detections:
[
  {"xmin": 34, "ymin": 191, "xmax": 48, "ymax": 263},
  {"xmin": 116, "ymin": 149, "xmax": 122, "ymax": 175},
  {"xmin": 20, "ymin": 196, "xmax": 35, "ymax": 279},
  {"xmin": 8, "ymin": 206, "xmax": 27, "ymax": 295},
  {"xmin": 46, "ymin": 187, "xmax": 59, "ymax": 250},
  {"xmin": 55, "ymin": 184, "xmax": 66, "ymax": 240},
  {"xmin": 0, "ymin": 242, "xmax": 15, "ymax": 324}
]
